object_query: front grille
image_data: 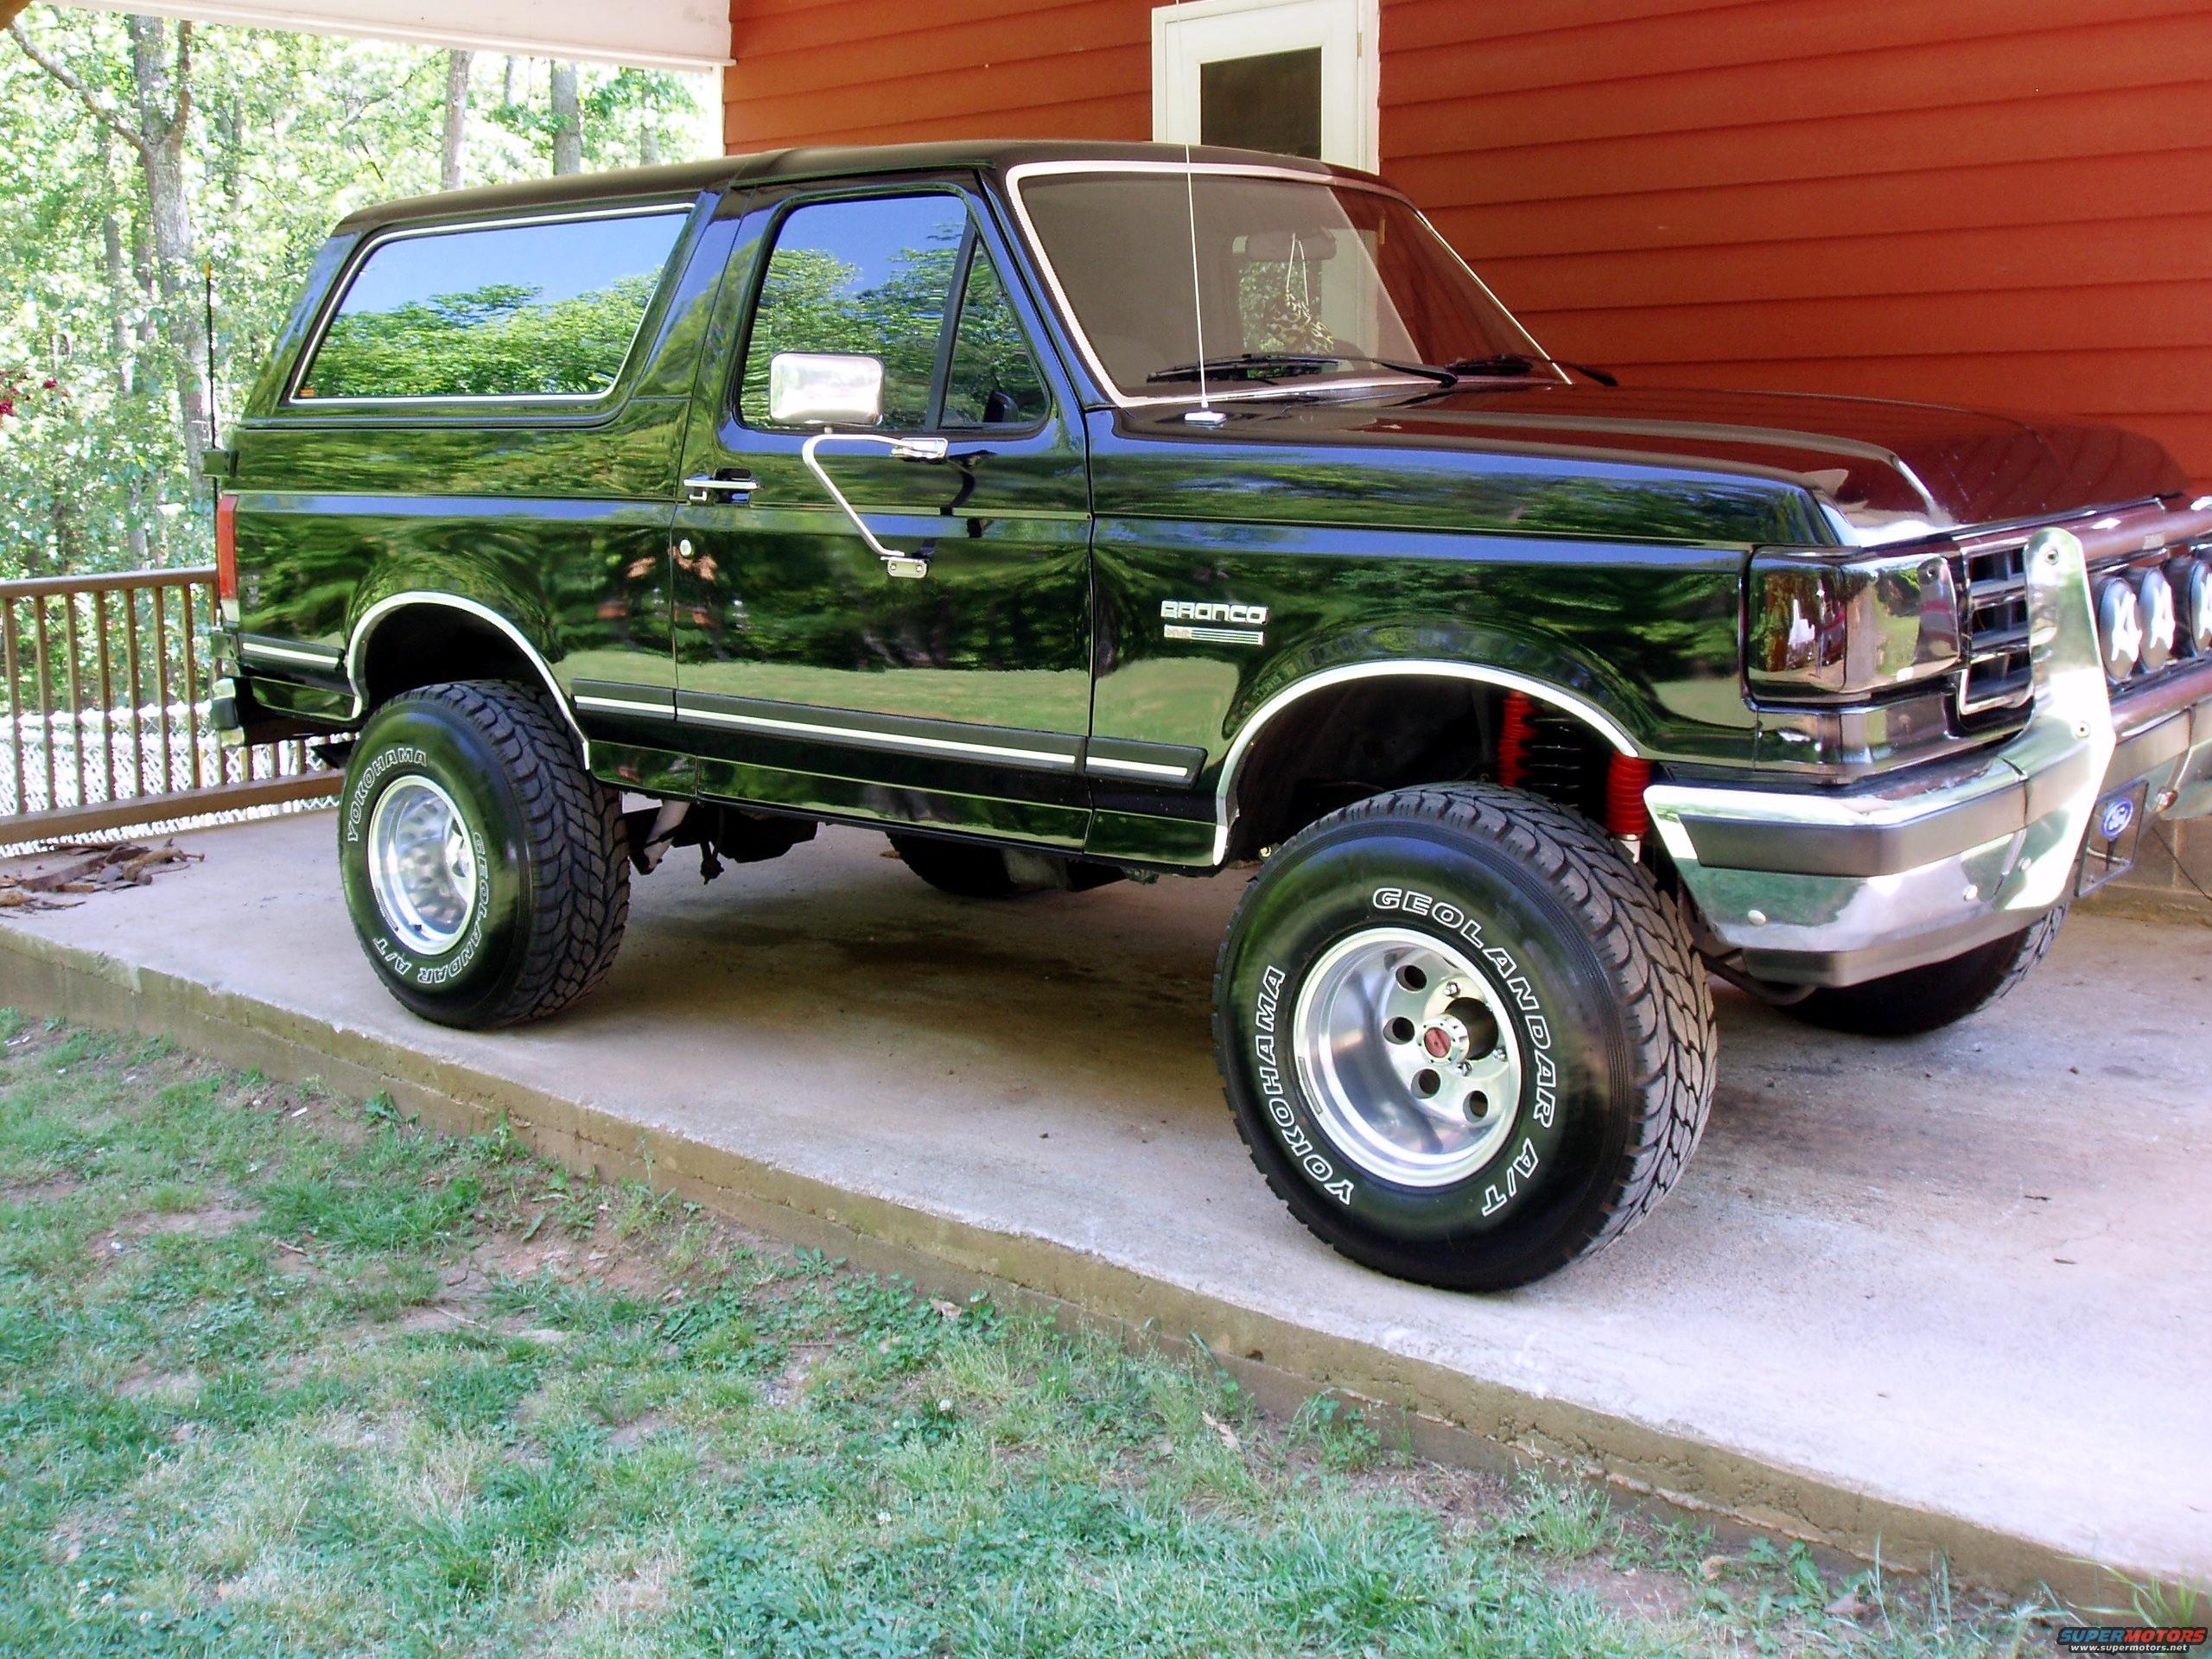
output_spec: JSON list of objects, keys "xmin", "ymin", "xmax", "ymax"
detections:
[{"xmin": 1955, "ymin": 537, "xmax": 2033, "ymax": 722}]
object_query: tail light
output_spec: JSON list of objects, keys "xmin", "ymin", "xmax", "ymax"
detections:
[{"xmin": 214, "ymin": 494, "xmax": 238, "ymax": 614}]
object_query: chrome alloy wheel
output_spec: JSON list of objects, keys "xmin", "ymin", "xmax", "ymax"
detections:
[
  {"xmin": 365, "ymin": 776, "xmax": 479, "ymax": 956},
  {"xmin": 1292, "ymin": 926, "xmax": 1524, "ymax": 1187}
]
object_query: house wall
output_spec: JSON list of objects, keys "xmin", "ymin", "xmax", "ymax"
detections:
[{"xmin": 723, "ymin": 0, "xmax": 2212, "ymax": 479}]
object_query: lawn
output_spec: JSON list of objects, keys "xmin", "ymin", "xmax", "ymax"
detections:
[{"xmin": 0, "ymin": 1012, "xmax": 2057, "ymax": 1657}]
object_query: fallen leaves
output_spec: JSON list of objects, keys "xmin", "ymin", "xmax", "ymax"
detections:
[{"xmin": 0, "ymin": 840, "xmax": 200, "ymax": 910}]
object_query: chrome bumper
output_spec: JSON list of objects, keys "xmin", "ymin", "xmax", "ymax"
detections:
[{"xmin": 1649, "ymin": 527, "xmax": 2212, "ymax": 988}]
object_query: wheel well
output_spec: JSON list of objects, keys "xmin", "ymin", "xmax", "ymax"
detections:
[
  {"xmin": 1224, "ymin": 678, "xmax": 1627, "ymax": 858},
  {"xmin": 354, "ymin": 606, "xmax": 551, "ymax": 713}
]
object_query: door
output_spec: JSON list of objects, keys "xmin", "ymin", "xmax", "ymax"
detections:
[
  {"xmin": 1153, "ymin": 0, "xmax": 1378, "ymax": 170},
  {"xmin": 671, "ymin": 180, "xmax": 1096, "ymax": 846}
]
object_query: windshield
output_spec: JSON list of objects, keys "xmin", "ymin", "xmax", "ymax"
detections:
[{"xmin": 1014, "ymin": 168, "xmax": 1553, "ymax": 402}]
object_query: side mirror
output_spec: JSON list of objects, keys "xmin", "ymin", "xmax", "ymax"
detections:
[{"xmin": 768, "ymin": 352, "xmax": 884, "ymax": 428}]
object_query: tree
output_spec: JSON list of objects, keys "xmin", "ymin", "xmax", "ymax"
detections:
[
  {"xmin": 549, "ymin": 60, "xmax": 581, "ymax": 175},
  {"xmin": 1, "ymin": 10, "xmax": 714, "ymax": 579},
  {"xmin": 439, "ymin": 49, "xmax": 473, "ymax": 191},
  {"xmin": 11, "ymin": 12, "xmax": 210, "ymax": 486}
]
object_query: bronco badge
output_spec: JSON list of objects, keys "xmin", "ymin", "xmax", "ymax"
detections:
[{"xmin": 1160, "ymin": 598, "xmax": 1267, "ymax": 646}]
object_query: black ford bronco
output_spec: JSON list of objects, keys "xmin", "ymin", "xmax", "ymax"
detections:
[{"xmin": 213, "ymin": 141, "xmax": 2212, "ymax": 1290}]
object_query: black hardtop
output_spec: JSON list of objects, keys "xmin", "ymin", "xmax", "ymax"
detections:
[{"xmin": 330, "ymin": 140, "xmax": 1363, "ymax": 237}]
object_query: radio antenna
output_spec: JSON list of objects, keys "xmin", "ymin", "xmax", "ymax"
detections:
[
  {"xmin": 1173, "ymin": 0, "xmax": 1226, "ymax": 427},
  {"xmin": 202, "ymin": 260, "xmax": 219, "ymax": 451},
  {"xmin": 1182, "ymin": 140, "xmax": 1211, "ymax": 415}
]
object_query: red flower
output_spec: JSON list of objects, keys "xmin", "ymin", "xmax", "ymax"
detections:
[
  {"xmin": 0, "ymin": 397, "xmax": 15, "ymax": 419},
  {"xmin": 41, "ymin": 378, "xmax": 58, "ymax": 390}
]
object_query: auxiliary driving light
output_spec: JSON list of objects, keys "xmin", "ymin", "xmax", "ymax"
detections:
[
  {"xmin": 2176, "ymin": 555, "xmax": 2212, "ymax": 656},
  {"xmin": 2096, "ymin": 576, "xmax": 2143, "ymax": 681},
  {"xmin": 2136, "ymin": 565, "xmax": 2177, "ymax": 673}
]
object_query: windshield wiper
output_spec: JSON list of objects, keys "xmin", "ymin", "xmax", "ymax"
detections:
[
  {"xmin": 1443, "ymin": 353, "xmax": 1619, "ymax": 388},
  {"xmin": 1147, "ymin": 351, "xmax": 1458, "ymax": 387}
]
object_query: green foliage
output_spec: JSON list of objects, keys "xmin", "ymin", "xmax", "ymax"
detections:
[
  {"xmin": 0, "ymin": 9, "xmax": 715, "ymax": 579},
  {"xmin": 302, "ymin": 273, "xmax": 660, "ymax": 399}
]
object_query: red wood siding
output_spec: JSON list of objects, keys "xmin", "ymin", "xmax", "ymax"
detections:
[{"xmin": 725, "ymin": 0, "xmax": 2212, "ymax": 480}]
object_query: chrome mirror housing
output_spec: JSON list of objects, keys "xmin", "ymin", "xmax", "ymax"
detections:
[{"xmin": 767, "ymin": 352, "xmax": 884, "ymax": 428}]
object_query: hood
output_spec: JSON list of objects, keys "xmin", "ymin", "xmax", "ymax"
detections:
[{"xmin": 1128, "ymin": 382, "xmax": 2189, "ymax": 547}]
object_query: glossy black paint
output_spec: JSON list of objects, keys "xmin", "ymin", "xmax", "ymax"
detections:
[{"xmin": 223, "ymin": 142, "xmax": 2196, "ymax": 873}]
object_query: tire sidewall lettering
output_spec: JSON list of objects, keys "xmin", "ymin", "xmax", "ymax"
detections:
[
  {"xmin": 340, "ymin": 711, "xmax": 518, "ymax": 1012},
  {"xmin": 1235, "ymin": 854, "xmax": 1598, "ymax": 1243}
]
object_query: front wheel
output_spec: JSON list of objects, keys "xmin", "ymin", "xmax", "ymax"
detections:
[
  {"xmin": 1778, "ymin": 906, "xmax": 2066, "ymax": 1037},
  {"xmin": 338, "ymin": 680, "xmax": 629, "ymax": 1029},
  {"xmin": 1213, "ymin": 784, "xmax": 1715, "ymax": 1292}
]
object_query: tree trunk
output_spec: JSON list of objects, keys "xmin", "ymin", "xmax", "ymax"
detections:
[
  {"xmin": 440, "ymin": 49, "xmax": 472, "ymax": 190},
  {"xmin": 98, "ymin": 134, "xmax": 153, "ymax": 568},
  {"xmin": 549, "ymin": 60, "xmax": 582, "ymax": 175},
  {"xmin": 127, "ymin": 16, "xmax": 208, "ymax": 488}
]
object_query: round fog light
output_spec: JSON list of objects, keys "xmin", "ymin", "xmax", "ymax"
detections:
[
  {"xmin": 2175, "ymin": 556, "xmax": 2212, "ymax": 655},
  {"xmin": 2136, "ymin": 566, "xmax": 2177, "ymax": 672},
  {"xmin": 2097, "ymin": 576, "xmax": 2143, "ymax": 681}
]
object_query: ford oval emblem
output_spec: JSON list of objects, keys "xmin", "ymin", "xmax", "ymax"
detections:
[{"xmin": 2098, "ymin": 796, "xmax": 2135, "ymax": 842}]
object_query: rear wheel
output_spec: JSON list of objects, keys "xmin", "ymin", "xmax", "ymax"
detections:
[
  {"xmin": 1213, "ymin": 784, "xmax": 1714, "ymax": 1292},
  {"xmin": 339, "ymin": 680, "xmax": 628, "ymax": 1028},
  {"xmin": 1780, "ymin": 906, "xmax": 2066, "ymax": 1037}
]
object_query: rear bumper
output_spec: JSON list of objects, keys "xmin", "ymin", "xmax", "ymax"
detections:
[{"xmin": 1649, "ymin": 526, "xmax": 2212, "ymax": 988}]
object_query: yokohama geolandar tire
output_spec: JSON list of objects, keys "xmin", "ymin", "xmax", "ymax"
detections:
[
  {"xmin": 1213, "ymin": 784, "xmax": 1715, "ymax": 1292},
  {"xmin": 1779, "ymin": 906, "xmax": 2067, "ymax": 1038},
  {"xmin": 338, "ymin": 680, "xmax": 629, "ymax": 1029}
]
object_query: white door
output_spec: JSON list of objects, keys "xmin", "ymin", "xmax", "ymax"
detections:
[{"xmin": 1152, "ymin": 0, "xmax": 1378, "ymax": 171}]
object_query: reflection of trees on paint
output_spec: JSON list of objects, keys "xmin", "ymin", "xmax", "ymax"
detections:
[{"xmin": 301, "ymin": 274, "xmax": 660, "ymax": 399}]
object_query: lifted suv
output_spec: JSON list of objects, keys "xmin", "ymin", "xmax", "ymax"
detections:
[{"xmin": 214, "ymin": 142, "xmax": 2212, "ymax": 1291}]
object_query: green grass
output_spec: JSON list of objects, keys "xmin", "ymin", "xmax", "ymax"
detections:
[{"xmin": 0, "ymin": 1010, "xmax": 2066, "ymax": 1657}]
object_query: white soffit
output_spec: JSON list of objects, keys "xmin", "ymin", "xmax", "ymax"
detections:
[{"xmin": 65, "ymin": 0, "xmax": 732, "ymax": 71}]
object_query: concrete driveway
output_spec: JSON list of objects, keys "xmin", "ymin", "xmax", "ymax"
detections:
[{"xmin": 2, "ymin": 811, "xmax": 2206, "ymax": 1598}]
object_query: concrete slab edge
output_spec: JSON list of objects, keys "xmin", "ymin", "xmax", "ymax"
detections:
[{"xmin": 0, "ymin": 922, "xmax": 2134, "ymax": 1605}]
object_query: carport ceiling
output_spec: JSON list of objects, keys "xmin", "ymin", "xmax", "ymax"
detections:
[{"xmin": 56, "ymin": 0, "xmax": 731, "ymax": 70}]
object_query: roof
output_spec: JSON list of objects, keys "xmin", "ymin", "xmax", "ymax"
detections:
[{"xmin": 331, "ymin": 140, "xmax": 1363, "ymax": 235}]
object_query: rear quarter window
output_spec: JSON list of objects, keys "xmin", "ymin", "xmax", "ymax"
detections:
[{"xmin": 295, "ymin": 208, "xmax": 687, "ymax": 403}]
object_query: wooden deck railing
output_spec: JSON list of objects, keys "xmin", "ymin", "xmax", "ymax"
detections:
[{"xmin": 0, "ymin": 566, "xmax": 339, "ymax": 848}]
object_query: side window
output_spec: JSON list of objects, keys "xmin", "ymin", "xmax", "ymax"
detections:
[
  {"xmin": 941, "ymin": 251, "xmax": 1050, "ymax": 429},
  {"xmin": 296, "ymin": 209, "xmax": 685, "ymax": 401},
  {"xmin": 739, "ymin": 194, "xmax": 968, "ymax": 430}
]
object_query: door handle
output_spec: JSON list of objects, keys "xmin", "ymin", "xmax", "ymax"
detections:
[
  {"xmin": 684, "ymin": 473, "xmax": 760, "ymax": 504},
  {"xmin": 798, "ymin": 431, "xmax": 950, "ymax": 578}
]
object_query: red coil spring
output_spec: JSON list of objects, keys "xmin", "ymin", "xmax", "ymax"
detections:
[
  {"xmin": 1605, "ymin": 753, "xmax": 1653, "ymax": 837},
  {"xmin": 1497, "ymin": 690, "xmax": 1534, "ymax": 789}
]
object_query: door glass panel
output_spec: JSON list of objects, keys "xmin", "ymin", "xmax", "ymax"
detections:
[
  {"xmin": 941, "ymin": 251, "xmax": 1050, "ymax": 429},
  {"xmin": 1198, "ymin": 48, "xmax": 1324, "ymax": 159},
  {"xmin": 738, "ymin": 194, "xmax": 968, "ymax": 431}
]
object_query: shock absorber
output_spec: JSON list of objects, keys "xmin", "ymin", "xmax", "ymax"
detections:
[
  {"xmin": 1497, "ymin": 690, "xmax": 1535, "ymax": 789},
  {"xmin": 1605, "ymin": 753, "xmax": 1652, "ymax": 839}
]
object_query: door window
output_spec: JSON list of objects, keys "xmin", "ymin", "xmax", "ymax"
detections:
[
  {"xmin": 739, "ymin": 193, "xmax": 1050, "ymax": 434},
  {"xmin": 940, "ymin": 251, "xmax": 1051, "ymax": 429}
]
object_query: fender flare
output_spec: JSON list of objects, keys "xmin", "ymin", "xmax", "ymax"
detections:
[
  {"xmin": 1211, "ymin": 659, "xmax": 1639, "ymax": 862},
  {"xmin": 343, "ymin": 591, "xmax": 590, "ymax": 761}
]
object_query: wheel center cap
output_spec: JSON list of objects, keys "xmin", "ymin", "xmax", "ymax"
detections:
[{"xmin": 1420, "ymin": 1019, "xmax": 1465, "ymax": 1062}]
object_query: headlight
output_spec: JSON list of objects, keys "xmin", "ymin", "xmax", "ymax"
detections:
[
  {"xmin": 2135, "ymin": 566, "xmax": 2177, "ymax": 672},
  {"xmin": 2096, "ymin": 576, "xmax": 2143, "ymax": 681},
  {"xmin": 1745, "ymin": 550, "xmax": 1961, "ymax": 699},
  {"xmin": 2173, "ymin": 555, "xmax": 2212, "ymax": 656}
]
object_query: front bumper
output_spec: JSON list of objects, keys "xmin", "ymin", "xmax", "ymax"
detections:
[{"xmin": 1649, "ymin": 525, "xmax": 2212, "ymax": 988}]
